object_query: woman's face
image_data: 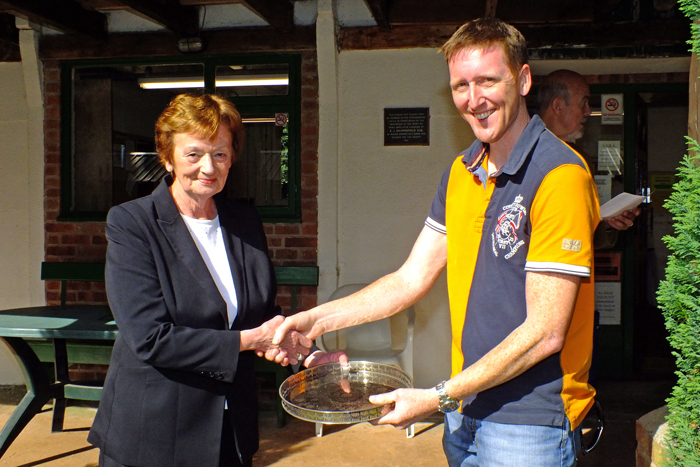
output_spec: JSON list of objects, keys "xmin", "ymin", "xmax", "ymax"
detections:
[{"xmin": 165, "ymin": 125, "xmax": 233, "ymax": 206}]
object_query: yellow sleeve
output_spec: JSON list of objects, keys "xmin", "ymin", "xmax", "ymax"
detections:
[{"xmin": 526, "ymin": 164, "xmax": 600, "ymax": 277}]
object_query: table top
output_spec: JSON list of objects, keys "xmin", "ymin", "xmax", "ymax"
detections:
[{"xmin": 0, "ymin": 305, "xmax": 117, "ymax": 340}]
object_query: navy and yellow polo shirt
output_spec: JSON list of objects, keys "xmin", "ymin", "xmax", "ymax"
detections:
[{"xmin": 426, "ymin": 115, "xmax": 600, "ymax": 429}]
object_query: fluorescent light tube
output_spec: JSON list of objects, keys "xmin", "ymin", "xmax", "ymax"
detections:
[{"xmin": 138, "ymin": 75, "xmax": 288, "ymax": 90}]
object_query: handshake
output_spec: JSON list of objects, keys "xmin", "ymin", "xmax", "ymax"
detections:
[{"xmin": 246, "ymin": 314, "xmax": 348, "ymax": 368}]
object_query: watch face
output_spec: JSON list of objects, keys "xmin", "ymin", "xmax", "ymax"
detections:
[
  {"xmin": 436, "ymin": 382, "xmax": 459, "ymax": 413},
  {"xmin": 440, "ymin": 399, "xmax": 459, "ymax": 413}
]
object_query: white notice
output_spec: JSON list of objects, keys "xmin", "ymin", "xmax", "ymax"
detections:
[
  {"xmin": 596, "ymin": 282, "xmax": 622, "ymax": 325},
  {"xmin": 594, "ymin": 175, "xmax": 612, "ymax": 205},
  {"xmin": 598, "ymin": 141, "xmax": 623, "ymax": 175}
]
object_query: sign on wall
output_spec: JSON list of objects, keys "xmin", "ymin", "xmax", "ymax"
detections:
[
  {"xmin": 594, "ymin": 174, "xmax": 612, "ymax": 205},
  {"xmin": 598, "ymin": 140, "xmax": 623, "ymax": 175},
  {"xmin": 595, "ymin": 251, "xmax": 622, "ymax": 281},
  {"xmin": 595, "ymin": 281, "xmax": 622, "ymax": 325},
  {"xmin": 384, "ymin": 108, "xmax": 430, "ymax": 146},
  {"xmin": 601, "ymin": 94, "xmax": 624, "ymax": 125}
]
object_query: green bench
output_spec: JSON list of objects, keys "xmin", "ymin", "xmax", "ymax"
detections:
[
  {"xmin": 32, "ymin": 262, "xmax": 111, "ymax": 432},
  {"xmin": 35, "ymin": 262, "xmax": 319, "ymax": 429},
  {"xmin": 257, "ymin": 265, "xmax": 319, "ymax": 427}
]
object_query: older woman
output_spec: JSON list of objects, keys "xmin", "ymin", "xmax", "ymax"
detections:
[{"xmin": 88, "ymin": 94, "xmax": 329, "ymax": 467}]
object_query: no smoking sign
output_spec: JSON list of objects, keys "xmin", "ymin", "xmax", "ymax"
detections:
[
  {"xmin": 275, "ymin": 113, "xmax": 288, "ymax": 126},
  {"xmin": 605, "ymin": 97, "xmax": 619, "ymax": 112},
  {"xmin": 601, "ymin": 94, "xmax": 623, "ymax": 125}
]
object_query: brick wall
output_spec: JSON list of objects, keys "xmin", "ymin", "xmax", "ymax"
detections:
[
  {"xmin": 268, "ymin": 50, "xmax": 320, "ymax": 315},
  {"xmin": 42, "ymin": 50, "xmax": 320, "ymax": 316}
]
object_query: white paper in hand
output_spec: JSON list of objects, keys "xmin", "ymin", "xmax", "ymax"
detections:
[{"xmin": 600, "ymin": 192, "xmax": 646, "ymax": 219}]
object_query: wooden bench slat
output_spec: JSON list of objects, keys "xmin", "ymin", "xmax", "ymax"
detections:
[
  {"xmin": 274, "ymin": 266, "xmax": 319, "ymax": 286},
  {"xmin": 28, "ymin": 341, "xmax": 113, "ymax": 366},
  {"xmin": 41, "ymin": 262, "xmax": 105, "ymax": 282},
  {"xmin": 63, "ymin": 384, "xmax": 104, "ymax": 401}
]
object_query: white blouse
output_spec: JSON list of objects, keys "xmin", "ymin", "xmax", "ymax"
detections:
[{"xmin": 181, "ymin": 215, "xmax": 238, "ymax": 328}]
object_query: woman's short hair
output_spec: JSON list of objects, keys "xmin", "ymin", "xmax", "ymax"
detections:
[
  {"xmin": 155, "ymin": 93, "xmax": 244, "ymax": 167},
  {"xmin": 439, "ymin": 18, "xmax": 528, "ymax": 78}
]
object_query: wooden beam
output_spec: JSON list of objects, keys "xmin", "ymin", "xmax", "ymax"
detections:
[
  {"xmin": 241, "ymin": 0, "xmax": 294, "ymax": 33},
  {"xmin": 375, "ymin": 0, "xmax": 592, "ymax": 25},
  {"xmin": 0, "ymin": 12, "xmax": 17, "ymax": 44},
  {"xmin": 0, "ymin": 12, "xmax": 18, "ymax": 60},
  {"xmin": 593, "ymin": 0, "xmax": 625, "ymax": 22},
  {"xmin": 484, "ymin": 0, "xmax": 498, "ymax": 18},
  {"xmin": 363, "ymin": 0, "xmax": 391, "ymax": 31},
  {"xmin": 0, "ymin": 0, "xmax": 107, "ymax": 42},
  {"xmin": 39, "ymin": 25, "xmax": 315, "ymax": 60},
  {"xmin": 116, "ymin": 0, "xmax": 200, "ymax": 36},
  {"xmin": 519, "ymin": 19, "xmax": 691, "ymax": 49},
  {"xmin": 180, "ymin": 0, "xmax": 245, "ymax": 4},
  {"xmin": 73, "ymin": 0, "xmax": 127, "ymax": 10},
  {"xmin": 338, "ymin": 19, "xmax": 691, "ymax": 50}
]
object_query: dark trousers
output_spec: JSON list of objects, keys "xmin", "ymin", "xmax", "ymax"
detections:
[
  {"xmin": 99, "ymin": 410, "xmax": 250, "ymax": 467},
  {"xmin": 221, "ymin": 409, "xmax": 251, "ymax": 467}
]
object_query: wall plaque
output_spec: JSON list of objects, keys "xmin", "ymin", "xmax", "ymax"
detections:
[{"xmin": 384, "ymin": 108, "xmax": 429, "ymax": 146}]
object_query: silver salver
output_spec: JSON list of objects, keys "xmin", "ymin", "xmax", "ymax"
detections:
[{"xmin": 279, "ymin": 361, "xmax": 413, "ymax": 424}]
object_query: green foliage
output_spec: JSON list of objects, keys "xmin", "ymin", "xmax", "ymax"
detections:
[
  {"xmin": 679, "ymin": 0, "xmax": 700, "ymax": 55},
  {"xmin": 280, "ymin": 124, "xmax": 289, "ymax": 191},
  {"xmin": 656, "ymin": 140, "xmax": 700, "ymax": 467}
]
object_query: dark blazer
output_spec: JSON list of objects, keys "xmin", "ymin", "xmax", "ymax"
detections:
[{"xmin": 88, "ymin": 176, "xmax": 277, "ymax": 467}]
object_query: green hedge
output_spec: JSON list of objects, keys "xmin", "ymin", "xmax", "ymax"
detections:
[{"xmin": 656, "ymin": 139, "xmax": 700, "ymax": 465}]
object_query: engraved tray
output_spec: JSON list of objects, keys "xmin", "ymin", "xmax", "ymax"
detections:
[{"xmin": 279, "ymin": 361, "xmax": 412, "ymax": 424}]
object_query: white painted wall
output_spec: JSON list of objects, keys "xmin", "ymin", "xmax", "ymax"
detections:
[
  {"xmin": 321, "ymin": 47, "xmax": 475, "ymax": 388},
  {"xmin": 0, "ymin": 61, "xmax": 35, "ymax": 385}
]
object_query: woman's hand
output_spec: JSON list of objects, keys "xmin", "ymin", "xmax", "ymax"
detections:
[{"xmin": 242, "ymin": 315, "xmax": 313, "ymax": 366}]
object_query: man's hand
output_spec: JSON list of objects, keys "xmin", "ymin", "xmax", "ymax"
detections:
[
  {"xmin": 246, "ymin": 315, "xmax": 313, "ymax": 366},
  {"xmin": 272, "ymin": 309, "xmax": 323, "ymax": 345},
  {"xmin": 368, "ymin": 388, "xmax": 438, "ymax": 430},
  {"xmin": 606, "ymin": 207, "xmax": 640, "ymax": 231}
]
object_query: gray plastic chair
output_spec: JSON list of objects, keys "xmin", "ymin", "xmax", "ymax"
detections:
[{"xmin": 316, "ymin": 283, "xmax": 416, "ymax": 438}]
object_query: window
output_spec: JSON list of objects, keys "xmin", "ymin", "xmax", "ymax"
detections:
[{"xmin": 60, "ymin": 54, "xmax": 301, "ymax": 221}]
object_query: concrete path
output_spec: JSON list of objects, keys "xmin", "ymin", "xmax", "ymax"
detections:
[{"xmin": 0, "ymin": 404, "xmax": 447, "ymax": 467}]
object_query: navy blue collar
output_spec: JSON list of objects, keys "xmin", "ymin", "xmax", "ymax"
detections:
[{"xmin": 461, "ymin": 115, "xmax": 548, "ymax": 182}]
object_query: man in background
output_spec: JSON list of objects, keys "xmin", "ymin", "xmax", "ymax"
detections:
[{"xmin": 538, "ymin": 69, "xmax": 640, "ymax": 237}]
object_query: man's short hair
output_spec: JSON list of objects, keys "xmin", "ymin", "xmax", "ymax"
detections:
[
  {"xmin": 439, "ymin": 18, "xmax": 528, "ymax": 78},
  {"xmin": 537, "ymin": 70, "xmax": 584, "ymax": 114}
]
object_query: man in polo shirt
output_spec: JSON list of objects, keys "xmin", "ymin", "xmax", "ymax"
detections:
[{"xmin": 273, "ymin": 18, "xmax": 598, "ymax": 466}]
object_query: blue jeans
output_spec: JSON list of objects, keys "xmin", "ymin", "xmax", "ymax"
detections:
[{"xmin": 442, "ymin": 411, "xmax": 580, "ymax": 467}]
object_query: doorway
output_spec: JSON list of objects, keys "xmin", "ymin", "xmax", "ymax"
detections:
[{"xmin": 577, "ymin": 83, "xmax": 688, "ymax": 378}]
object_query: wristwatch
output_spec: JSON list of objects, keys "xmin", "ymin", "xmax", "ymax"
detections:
[{"xmin": 435, "ymin": 381, "xmax": 460, "ymax": 413}]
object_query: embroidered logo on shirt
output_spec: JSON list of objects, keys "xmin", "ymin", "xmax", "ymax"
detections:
[
  {"xmin": 561, "ymin": 238, "xmax": 582, "ymax": 252},
  {"xmin": 492, "ymin": 194, "xmax": 527, "ymax": 259}
]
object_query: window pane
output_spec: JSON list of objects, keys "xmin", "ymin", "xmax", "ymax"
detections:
[
  {"xmin": 72, "ymin": 63, "xmax": 204, "ymax": 211},
  {"xmin": 65, "ymin": 55, "xmax": 300, "ymax": 220},
  {"xmin": 576, "ymin": 94, "xmax": 626, "ymax": 205},
  {"xmin": 215, "ymin": 63, "xmax": 289, "ymax": 98},
  {"xmin": 225, "ymin": 114, "xmax": 289, "ymax": 206}
]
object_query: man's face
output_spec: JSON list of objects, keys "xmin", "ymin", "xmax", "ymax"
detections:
[
  {"xmin": 558, "ymin": 79, "xmax": 591, "ymax": 142},
  {"xmin": 448, "ymin": 44, "xmax": 531, "ymax": 147}
]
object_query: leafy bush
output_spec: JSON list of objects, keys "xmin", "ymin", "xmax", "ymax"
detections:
[{"xmin": 656, "ymin": 141, "xmax": 700, "ymax": 466}]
